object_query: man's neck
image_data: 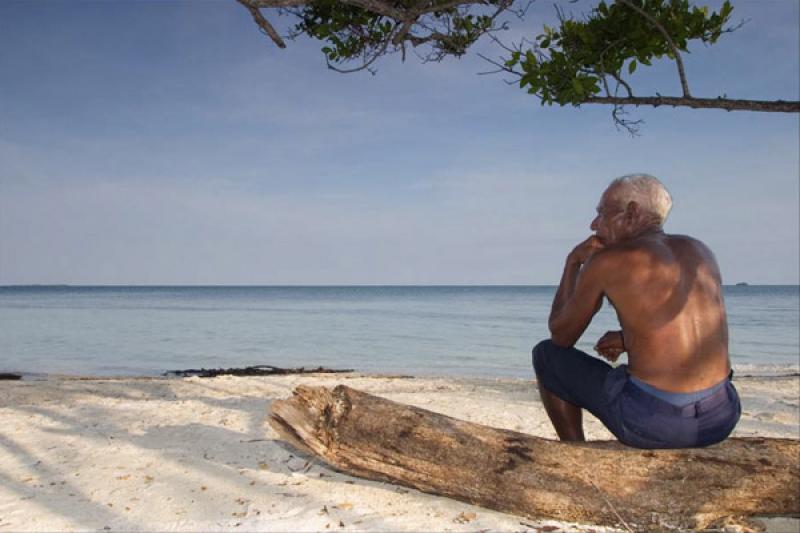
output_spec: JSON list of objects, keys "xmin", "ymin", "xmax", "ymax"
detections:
[{"xmin": 626, "ymin": 225, "xmax": 664, "ymax": 241}]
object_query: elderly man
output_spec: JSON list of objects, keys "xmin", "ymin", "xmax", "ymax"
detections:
[{"xmin": 532, "ymin": 174, "xmax": 740, "ymax": 448}]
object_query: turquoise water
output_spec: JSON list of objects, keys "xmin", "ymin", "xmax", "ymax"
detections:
[{"xmin": 0, "ymin": 286, "xmax": 797, "ymax": 378}]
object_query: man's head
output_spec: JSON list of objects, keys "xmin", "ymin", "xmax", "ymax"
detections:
[{"xmin": 591, "ymin": 174, "xmax": 672, "ymax": 244}]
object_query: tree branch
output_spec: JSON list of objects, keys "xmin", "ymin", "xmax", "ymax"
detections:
[
  {"xmin": 594, "ymin": 38, "xmax": 633, "ymax": 98},
  {"xmin": 326, "ymin": 33, "xmax": 392, "ymax": 73},
  {"xmin": 411, "ymin": 0, "xmax": 473, "ymax": 16},
  {"xmin": 250, "ymin": 0, "xmax": 318, "ymax": 7},
  {"xmin": 248, "ymin": 0, "xmax": 511, "ymax": 30},
  {"xmin": 391, "ymin": 17, "xmax": 416, "ymax": 46},
  {"xmin": 340, "ymin": 0, "xmax": 405, "ymax": 19},
  {"xmin": 237, "ymin": 0, "xmax": 287, "ymax": 48},
  {"xmin": 582, "ymin": 95, "xmax": 800, "ymax": 113},
  {"xmin": 616, "ymin": 0, "xmax": 690, "ymax": 97},
  {"xmin": 610, "ymin": 72, "xmax": 633, "ymax": 98},
  {"xmin": 476, "ymin": 52, "xmax": 522, "ymax": 78}
]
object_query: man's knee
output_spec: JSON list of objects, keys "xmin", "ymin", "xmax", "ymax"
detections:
[{"xmin": 532, "ymin": 339, "xmax": 555, "ymax": 375}]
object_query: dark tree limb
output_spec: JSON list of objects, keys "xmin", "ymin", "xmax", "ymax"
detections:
[
  {"xmin": 270, "ymin": 384, "xmax": 800, "ymax": 531},
  {"xmin": 265, "ymin": 0, "xmax": 508, "ymax": 19},
  {"xmin": 582, "ymin": 95, "xmax": 800, "ymax": 113},
  {"xmin": 237, "ymin": 0, "xmax": 286, "ymax": 48}
]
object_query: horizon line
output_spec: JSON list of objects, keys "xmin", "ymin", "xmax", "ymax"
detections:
[{"xmin": 1, "ymin": 283, "xmax": 797, "ymax": 288}]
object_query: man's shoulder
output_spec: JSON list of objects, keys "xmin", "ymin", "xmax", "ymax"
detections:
[
  {"xmin": 608, "ymin": 232, "xmax": 710, "ymax": 256},
  {"xmin": 663, "ymin": 233, "xmax": 716, "ymax": 259},
  {"xmin": 582, "ymin": 244, "xmax": 631, "ymax": 277},
  {"xmin": 592, "ymin": 238, "xmax": 654, "ymax": 262},
  {"xmin": 594, "ymin": 233, "xmax": 719, "ymax": 281},
  {"xmin": 587, "ymin": 233, "xmax": 700, "ymax": 272},
  {"xmin": 664, "ymin": 233, "xmax": 707, "ymax": 247}
]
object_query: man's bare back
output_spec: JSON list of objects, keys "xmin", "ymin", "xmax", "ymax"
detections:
[{"xmin": 600, "ymin": 232, "xmax": 731, "ymax": 392}]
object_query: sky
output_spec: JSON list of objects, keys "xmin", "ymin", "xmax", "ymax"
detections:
[{"xmin": 0, "ymin": 0, "xmax": 798, "ymax": 285}]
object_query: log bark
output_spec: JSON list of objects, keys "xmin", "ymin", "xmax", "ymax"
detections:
[{"xmin": 269, "ymin": 384, "xmax": 800, "ymax": 530}]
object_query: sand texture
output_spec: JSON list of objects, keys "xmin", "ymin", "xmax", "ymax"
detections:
[{"xmin": 0, "ymin": 373, "xmax": 798, "ymax": 532}]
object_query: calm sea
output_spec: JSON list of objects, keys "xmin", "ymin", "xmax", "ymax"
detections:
[{"xmin": 0, "ymin": 286, "xmax": 797, "ymax": 378}]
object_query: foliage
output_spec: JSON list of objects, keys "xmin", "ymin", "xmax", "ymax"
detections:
[
  {"xmin": 506, "ymin": 0, "xmax": 733, "ymax": 105},
  {"xmin": 286, "ymin": 0, "xmax": 511, "ymax": 69},
  {"xmin": 240, "ymin": 0, "xmax": 798, "ymax": 131},
  {"xmin": 295, "ymin": 1, "xmax": 393, "ymax": 64}
]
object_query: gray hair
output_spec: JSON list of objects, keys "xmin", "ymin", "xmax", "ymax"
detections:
[{"xmin": 610, "ymin": 173, "xmax": 673, "ymax": 224}]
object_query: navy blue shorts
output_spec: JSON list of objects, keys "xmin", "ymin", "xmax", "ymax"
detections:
[{"xmin": 532, "ymin": 339, "xmax": 741, "ymax": 449}]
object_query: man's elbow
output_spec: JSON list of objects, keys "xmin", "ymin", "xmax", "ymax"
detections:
[
  {"xmin": 548, "ymin": 319, "xmax": 576, "ymax": 348},
  {"xmin": 549, "ymin": 332, "xmax": 575, "ymax": 348}
]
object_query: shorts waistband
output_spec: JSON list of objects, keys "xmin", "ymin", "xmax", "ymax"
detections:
[
  {"xmin": 629, "ymin": 375, "xmax": 728, "ymax": 406},
  {"xmin": 623, "ymin": 376, "xmax": 735, "ymax": 418}
]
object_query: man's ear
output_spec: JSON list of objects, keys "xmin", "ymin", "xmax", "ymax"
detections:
[{"xmin": 624, "ymin": 201, "xmax": 640, "ymax": 224}]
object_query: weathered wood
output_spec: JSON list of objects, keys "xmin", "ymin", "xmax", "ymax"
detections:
[{"xmin": 269, "ymin": 384, "xmax": 800, "ymax": 530}]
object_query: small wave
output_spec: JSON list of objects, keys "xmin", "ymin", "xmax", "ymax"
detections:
[
  {"xmin": 732, "ymin": 362, "xmax": 800, "ymax": 379},
  {"xmin": 734, "ymin": 372, "xmax": 800, "ymax": 379}
]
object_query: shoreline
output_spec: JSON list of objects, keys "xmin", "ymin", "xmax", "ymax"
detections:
[
  {"xmin": 4, "ymin": 361, "xmax": 800, "ymax": 383},
  {"xmin": 1, "ymin": 373, "xmax": 798, "ymax": 532}
]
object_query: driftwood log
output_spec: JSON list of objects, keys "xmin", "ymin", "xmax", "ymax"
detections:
[{"xmin": 269, "ymin": 385, "xmax": 800, "ymax": 530}]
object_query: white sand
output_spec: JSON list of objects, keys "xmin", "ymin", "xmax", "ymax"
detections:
[{"xmin": 0, "ymin": 373, "xmax": 797, "ymax": 532}]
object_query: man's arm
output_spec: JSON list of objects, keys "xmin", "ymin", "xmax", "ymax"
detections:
[{"xmin": 548, "ymin": 238, "xmax": 607, "ymax": 347}]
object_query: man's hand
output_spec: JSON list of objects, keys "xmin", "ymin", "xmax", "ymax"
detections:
[
  {"xmin": 569, "ymin": 235, "xmax": 605, "ymax": 266},
  {"xmin": 594, "ymin": 330, "xmax": 625, "ymax": 362}
]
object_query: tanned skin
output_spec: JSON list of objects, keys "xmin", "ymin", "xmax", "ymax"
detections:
[{"xmin": 542, "ymin": 182, "xmax": 731, "ymax": 441}]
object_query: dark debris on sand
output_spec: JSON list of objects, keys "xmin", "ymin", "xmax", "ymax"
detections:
[{"xmin": 163, "ymin": 365, "xmax": 354, "ymax": 378}]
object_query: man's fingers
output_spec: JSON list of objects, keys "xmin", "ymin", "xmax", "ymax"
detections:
[
  {"xmin": 596, "ymin": 330, "xmax": 624, "ymax": 353},
  {"xmin": 596, "ymin": 339, "xmax": 620, "ymax": 350},
  {"xmin": 596, "ymin": 347, "xmax": 623, "ymax": 362}
]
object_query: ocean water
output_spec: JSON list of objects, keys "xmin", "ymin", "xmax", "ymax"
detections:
[{"xmin": 0, "ymin": 286, "xmax": 797, "ymax": 378}]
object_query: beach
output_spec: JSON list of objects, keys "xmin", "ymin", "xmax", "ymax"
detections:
[{"xmin": 1, "ymin": 372, "xmax": 797, "ymax": 532}]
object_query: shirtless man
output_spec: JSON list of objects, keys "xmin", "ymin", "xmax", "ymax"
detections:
[{"xmin": 532, "ymin": 174, "xmax": 740, "ymax": 448}]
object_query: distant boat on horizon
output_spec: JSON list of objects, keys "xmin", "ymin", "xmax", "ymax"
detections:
[{"xmin": 736, "ymin": 282, "xmax": 749, "ymax": 286}]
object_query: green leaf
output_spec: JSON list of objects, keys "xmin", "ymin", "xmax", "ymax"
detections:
[
  {"xmin": 628, "ymin": 60, "xmax": 637, "ymax": 74},
  {"xmin": 720, "ymin": 1, "xmax": 733, "ymax": 20}
]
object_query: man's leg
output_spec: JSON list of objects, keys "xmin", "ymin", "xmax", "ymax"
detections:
[
  {"xmin": 532, "ymin": 339, "xmax": 614, "ymax": 442},
  {"xmin": 538, "ymin": 384, "xmax": 585, "ymax": 441}
]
